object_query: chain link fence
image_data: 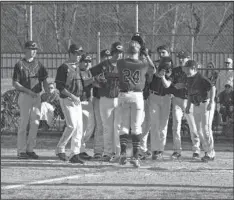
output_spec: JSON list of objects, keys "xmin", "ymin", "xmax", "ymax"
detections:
[{"xmin": 1, "ymin": 1, "xmax": 233, "ymax": 137}]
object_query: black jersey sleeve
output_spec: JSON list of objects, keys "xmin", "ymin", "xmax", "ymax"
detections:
[{"xmin": 55, "ymin": 65, "xmax": 67, "ymax": 92}]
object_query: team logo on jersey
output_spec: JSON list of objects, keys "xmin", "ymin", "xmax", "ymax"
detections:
[{"xmin": 116, "ymin": 45, "xmax": 123, "ymax": 51}]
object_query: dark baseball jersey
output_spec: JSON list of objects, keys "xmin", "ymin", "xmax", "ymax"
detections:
[
  {"xmin": 12, "ymin": 58, "xmax": 48, "ymax": 93},
  {"xmin": 55, "ymin": 62, "xmax": 84, "ymax": 98},
  {"xmin": 117, "ymin": 58, "xmax": 149, "ymax": 92},
  {"xmin": 186, "ymin": 72, "xmax": 212, "ymax": 106},
  {"xmin": 169, "ymin": 66, "xmax": 188, "ymax": 99},
  {"xmin": 80, "ymin": 70, "xmax": 92, "ymax": 101},
  {"xmin": 149, "ymin": 73, "xmax": 173, "ymax": 96},
  {"xmin": 90, "ymin": 59, "xmax": 119, "ymax": 98}
]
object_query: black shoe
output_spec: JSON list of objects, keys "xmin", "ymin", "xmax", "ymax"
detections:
[
  {"xmin": 201, "ymin": 153, "xmax": 215, "ymax": 162},
  {"xmin": 79, "ymin": 152, "xmax": 92, "ymax": 160},
  {"xmin": 139, "ymin": 150, "xmax": 152, "ymax": 160},
  {"xmin": 119, "ymin": 153, "xmax": 127, "ymax": 165},
  {"xmin": 56, "ymin": 153, "xmax": 68, "ymax": 161},
  {"xmin": 100, "ymin": 155, "xmax": 111, "ymax": 162},
  {"xmin": 192, "ymin": 153, "xmax": 200, "ymax": 160},
  {"xmin": 152, "ymin": 151, "xmax": 163, "ymax": 160},
  {"xmin": 171, "ymin": 152, "xmax": 181, "ymax": 159},
  {"xmin": 69, "ymin": 154, "xmax": 85, "ymax": 164},
  {"xmin": 18, "ymin": 152, "xmax": 29, "ymax": 159},
  {"xmin": 26, "ymin": 152, "xmax": 39, "ymax": 159},
  {"xmin": 92, "ymin": 153, "xmax": 102, "ymax": 160}
]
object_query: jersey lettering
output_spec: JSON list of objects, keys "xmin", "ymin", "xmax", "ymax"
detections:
[{"xmin": 122, "ymin": 69, "xmax": 140, "ymax": 85}]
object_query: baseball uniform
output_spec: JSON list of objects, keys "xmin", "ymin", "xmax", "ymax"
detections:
[
  {"xmin": 90, "ymin": 59, "xmax": 120, "ymax": 160},
  {"xmin": 55, "ymin": 59, "xmax": 85, "ymax": 162},
  {"xmin": 169, "ymin": 65, "xmax": 200, "ymax": 158},
  {"xmin": 12, "ymin": 41, "xmax": 48, "ymax": 159},
  {"xmin": 149, "ymin": 57, "xmax": 173, "ymax": 159},
  {"xmin": 185, "ymin": 60, "xmax": 215, "ymax": 162},
  {"xmin": 117, "ymin": 57, "xmax": 151, "ymax": 161}
]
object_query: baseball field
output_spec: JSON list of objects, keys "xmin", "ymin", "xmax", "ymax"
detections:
[{"xmin": 1, "ymin": 134, "xmax": 233, "ymax": 199}]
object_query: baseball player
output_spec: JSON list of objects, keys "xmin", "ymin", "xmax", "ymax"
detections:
[
  {"xmin": 55, "ymin": 44, "xmax": 88, "ymax": 163},
  {"xmin": 92, "ymin": 49, "xmax": 112, "ymax": 159},
  {"xmin": 79, "ymin": 53, "xmax": 95, "ymax": 160},
  {"xmin": 169, "ymin": 51, "xmax": 200, "ymax": 159},
  {"xmin": 149, "ymin": 56, "xmax": 173, "ymax": 160},
  {"xmin": 128, "ymin": 38, "xmax": 153, "ymax": 161},
  {"xmin": 89, "ymin": 42, "xmax": 123, "ymax": 162},
  {"xmin": 216, "ymin": 58, "xmax": 233, "ymax": 95},
  {"xmin": 183, "ymin": 60, "xmax": 215, "ymax": 162},
  {"xmin": 117, "ymin": 35, "xmax": 155, "ymax": 168},
  {"xmin": 12, "ymin": 40, "xmax": 49, "ymax": 159}
]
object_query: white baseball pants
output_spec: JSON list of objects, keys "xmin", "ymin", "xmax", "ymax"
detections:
[
  {"xmin": 99, "ymin": 97, "xmax": 120, "ymax": 156},
  {"xmin": 118, "ymin": 92, "xmax": 144, "ymax": 135},
  {"xmin": 81, "ymin": 100, "xmax": 95, "ymax": 143},
  {"xmin": 172, "ymin": 97, "xmax": 200, "ymax": 154},
  {"xmin": 40, "ymin": 102, "xmax": 54, "ymax": 126},
  {"xmin": 140, "ymin": 99, "xmax": 151, "ymax": 152},
  {"xmin": 193, "ymin": 99, "xmax": 215, "ymax": 158},
  {"xmin": 149, "ymin": 93, "xmax": 171, "ymax": 152},
  {"xmin": 56, "ymin": 97, "xmax": 84, "ymax": 157},
  {"xmin": 17, "ymin": 92, "xmax": 41, "ymax": 154}
]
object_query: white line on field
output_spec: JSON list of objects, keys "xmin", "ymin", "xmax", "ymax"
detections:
[{"xmin": 2, "ymin": 173, "xmax": 101, "ymax": 190}]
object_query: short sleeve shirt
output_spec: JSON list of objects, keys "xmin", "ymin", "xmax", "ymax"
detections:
[{"xmin": 12, "ymin": 58, "xmax": 48, "ymax": 93}]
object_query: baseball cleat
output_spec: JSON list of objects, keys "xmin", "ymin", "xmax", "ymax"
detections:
[
  {"xmin": 201, "ymin": 153, "xmax": 215, "ymax": 162},
  {"xmin": 192, "ymin": 153, "xmax": 200, "ymax": 160},
  {"xmin": 109, "ymin": 155, "xmax": 120, "ymax": 163},
  {"xmin": 171, "ymin": 152, "xmax": 181, "ymax": 159},
  {"xmin": 152, "ymin": 151, "xmax": 163, "ymax": 160},
  {"xmin": 17, "ymin": 152, "xmax": 29, "ymax": 159},
  {"xmin": 56, "ymin": 153, "xmax": 69, "ymax": 161},
  {"xmin": 99, "ymin": 155, "xmax": 111, "ymax": 162},
  {"xmin": 79, "ymin": 152, "xmax": 92, "ymax": 160},
  {"xmin": 26, "ymin": 152, "xmax": 39, "ymax": 159},
  {"xmin": 119, "ymin": 153, "xmax": 127, "ymax": 165},
  {"xmin": 130, "ymin": 157, "xmax": 140, "ymax": 168},
  {"xmin": 69, "ymin": 154, "xmax": 85, "ymax": 164},
  {"xmin": 139, "ymin": 150, "xmax": 152, "ymax": 160},
  {"xmin": 92, "ymin": 153, "xmax": 102, "ymax": 160}
]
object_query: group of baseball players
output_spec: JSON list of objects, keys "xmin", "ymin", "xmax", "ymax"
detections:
[{"xmin": 13, "ymin": 33, "xmax": 227, "ymax": 168}]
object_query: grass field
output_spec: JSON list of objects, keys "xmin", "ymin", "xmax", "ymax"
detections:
[{"xmin": 1, "ymin": 135, "xmax": 233, "ymax": 199}]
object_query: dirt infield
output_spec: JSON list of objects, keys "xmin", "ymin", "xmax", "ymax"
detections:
[{"xmin": 1, "ymin": 135, "xmax": 233, "ymax": 199}]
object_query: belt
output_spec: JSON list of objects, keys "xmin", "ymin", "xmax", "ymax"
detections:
[
  {"xmin": 150, "ymin": 90, "xmax": 165, "ymax": 96},
  {"xmin": 120, "ymin": 90, "xmax": 142, "ymax": 93}
]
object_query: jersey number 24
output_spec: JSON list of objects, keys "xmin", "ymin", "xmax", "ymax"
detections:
[{"xmin": 123, "ymin": 69, "xmax": 140, "ymax": 85}]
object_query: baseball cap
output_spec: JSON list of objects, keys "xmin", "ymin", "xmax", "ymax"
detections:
[
  {"xmin": 225, "ymin": 58, "xmax": 233, "ymax": 64},
  {"xmin": 177, "ymin": 50, "xmax": 190, "ymax": 58},
  {"xmin": 131, "ymin": 33, "xmax": 144, "ymax": 47},
  {"xmin": 80, "ymin": 54, "xmax": 92, "ymax": 63},
  {"xmin": 100, "ymin": 49, "xmax": 111, "ymax": 58},
  {"xmin": 110, "ymin": 42, "xmax": 124, "ymax": 54},
  {"xmin": 184, "ymin": 60, "xmax": 198, "ymax": 68},
  {"xmin": 157, "ymin": 45, "xmax": 171, "ymax": 53},
  {"xmin": 24, "ymin": 41, "xmax": 38, "ymax": 49},
  {"xmin": 68, "ymin": 44, "xmax": 84, "ymax": 54}
]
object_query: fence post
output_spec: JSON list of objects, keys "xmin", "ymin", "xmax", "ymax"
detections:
[
  {"xmin": 136, "ymin": 2, "xmax": 138, "ymax": 32},
  {"xmin": 29, "ymin": 2, "xmax": 32, "ymax": 40},
  {"xmin": 191, "ymin": 36, "xmax": 194, "ymax": 59},
  {"xmin": 97, "ymin": 32, "xmax": 101, "ymax": 64}
]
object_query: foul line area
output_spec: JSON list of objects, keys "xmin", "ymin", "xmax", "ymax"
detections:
[{"xmin": 1, "ymin": 173, "xmax": 102, "ymax": 190}]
